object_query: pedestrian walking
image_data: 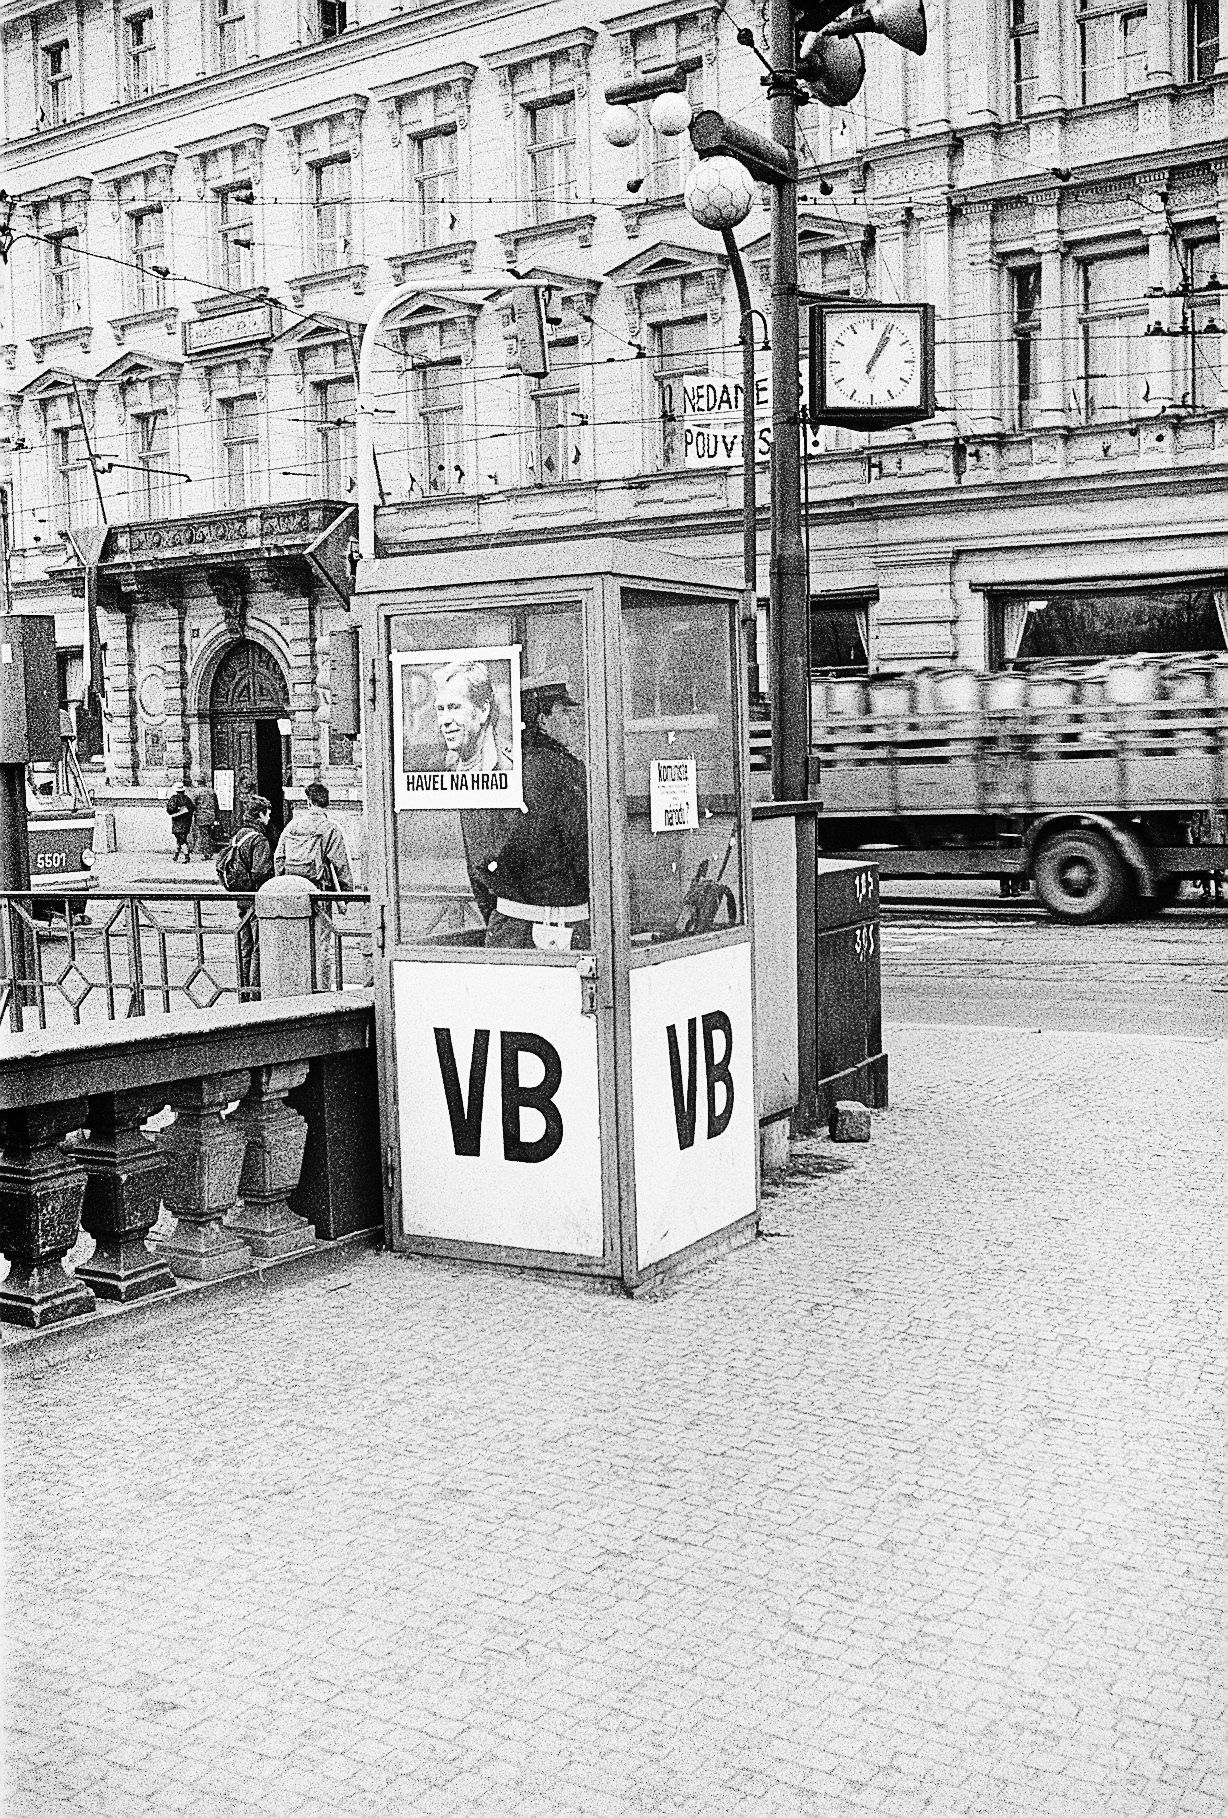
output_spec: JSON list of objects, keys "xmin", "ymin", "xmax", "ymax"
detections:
[
  {"xmin": 189, "ymin": 774, "xmax": 221, "ymax": 860},
  {"xmin": 217, "ymin": 793, "xmax": 274, "ymax": 997},
  {"xmin": 274, "ymin": 781, "xmax": 353, "ymax": 988},
  {"xmin": 166, "ymin": 782, "xmax": 195, "ymax": 864}
]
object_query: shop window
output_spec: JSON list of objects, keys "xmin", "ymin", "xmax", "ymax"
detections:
[
  {"xmin": 992, "ymin": 584, "xmax": 1228, "ymax": 666},
  {"xmin": 1080, "ymin": 250, "xmax": 1146, "ymax": 418},
  {"xmin": 1078, "ymin": 0, "xmax": 1146, "ymax": 101}
]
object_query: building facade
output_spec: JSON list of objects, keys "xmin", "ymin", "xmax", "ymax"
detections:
[{"xmin": 1, "ymin": 0, "xmax": 1226, "ymax": 857}]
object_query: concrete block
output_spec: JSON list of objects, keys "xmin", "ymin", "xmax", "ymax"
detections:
[
  {"xmin": 759, "ymin": 1115, "xmax": 792, "ymax": 1180},
  {"xmin": 829, "ymin": 1099, "xmax": 871, "ymax": 1143}
]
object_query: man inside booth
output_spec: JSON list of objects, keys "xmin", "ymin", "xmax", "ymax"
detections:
[{"xmin": 460, "ymin": 670, "xmax": 589, "ymax": 950}]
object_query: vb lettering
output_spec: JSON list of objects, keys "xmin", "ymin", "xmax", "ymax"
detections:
[
  {"xmin": 666, "ymin": 1012, "xmax": 735, "ymax": 1150},
  {"xmin": 433, "ymin": 1028, "xmax": 563, "ymax": 1163}
]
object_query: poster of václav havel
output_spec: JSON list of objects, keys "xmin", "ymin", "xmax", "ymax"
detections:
[{"xmin": 392, "ymin": 645, "xmax": 525, "ymax": 812}]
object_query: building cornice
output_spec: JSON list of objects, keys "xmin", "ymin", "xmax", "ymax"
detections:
[{"xmin": 483, "ymin": 27, "xmax": 598, "ymax": 73}]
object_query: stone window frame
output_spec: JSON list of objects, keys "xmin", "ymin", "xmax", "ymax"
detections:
[
  {"xmin": 602, "ymin": 0, "xmax": 721, "ymax": 234},
  {"xmin": 207, "ymin": 359, "xmax": 268, "ymax": 508},
  {"xmin": 208, "ymin": 0, "xmax": 250, "ymax": 74},
  {"xmin": 1076, "ymin": 0, "xmax": 1148, "ymax": 103},
  {"xmin": 371, "ymin": 63, "xmax": 478, "ymax": 274},
  {"xmin": 26, "ymin": 177, "xmax": 92, "ymax": 361},
  {"xmin": 180, "ymin": 125, "xmax": 268, "ymax": 295},
  {"xmin": 284, "ymin": 323, "xmax": 359, "ymax": 499},
  {"xmin": 97, "ymin": 152, "xmax": 177, "ymax": 330},
  {"xmin": 383, "ymin": 293, "xmax": 481, "ymax": 502},
  {"xmin": 609, "ymin": 241, "xmax": 726, "ymax": 473},
  {"xmin": 485, "ymin": 29, "xmax": 597, "ymax": 252},
  {"xmin": 15, "ymin": 368, "xmax": 100, "ymax": 534},
  {"xmin": 114, "ymin": 0, "xmax": 164, "ymax": 102},
  {"xmin": 273, "ymin": 94, "xmax": 368, "ymax": 304},
  {"xmin": 109, "ymin": 356, "xmax": 181, "ymax": 519},
  {"xmin": 1074, "ymin": 234, "xmax": 1150, "ymax": 419}
]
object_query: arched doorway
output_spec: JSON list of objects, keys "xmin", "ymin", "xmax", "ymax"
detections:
[{"xmin": 209, "ymin": 640, "xmax": 290, "ymax": 837}]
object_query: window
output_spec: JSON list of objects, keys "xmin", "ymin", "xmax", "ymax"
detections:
[
  {"xmin": 125, "ymin": 11, "xmax": 156, "ymax": 98},
  {"xmin": 412, "ymin": 129, "xmax": 458, "ymax": 250},
  {"xmin": 319, "ymin": 0, "xmax": 347, "ymax": 36},
  {"xmin": 527, "ymin": 96, "xmax": 575, "ymax": 226},
  {"xmin": 132, "ymin": 409, "xmax": 170, "ymax": 517},
  {"xmin": 994, "ymin": 585, "xmax": 1228, "ymax": 666},
  {"xmin": 1011, "ymin": 265, "xmax": 1041, "ymax": 429},
  {"xmin": 46, "ymin": 230, "xmax": 80, "ymax": 328},
  {"xmin": 1187, "ymin": 0, "xmax": 1218, "ymax": 77},
  {"xmin": 1078, "ymin": 0, "xmax": 1147, "ymax": 101},
  {"xmin": 215, "ymin": 0, "xmax": 245, "ymax": 72},
  {"xmin": 218, "ymin": 184, "xmax": 255, "ymax": 289},
  {"xmin": 313, "ymin": 374, "xmax": 356, "ymax": 495},
  {"xmin": 41, "ymin": 41, "xmax": 71, "ymax": 127},
  {"xmin": 653, "ymin": 306, "xmax": 707, "ymax": 469},
  {"xmin": 130, "ymin": 208, "xmax": 166, "ymax": 312},
  {"xmin": 632, "ymin": 18, "xmax": 704, "ymax": 201},
  {"xmin": 1010, "ymin": 0, "xmax": 1039, "ymax": 115},
  {"xmin": 51, "ymin": 424, "xmax": 89, "ymax": 525},
  {"xmin": 219, "ymin": 395, "xmax": 259, "ymax": 506},
  {"xmin": 1080, "ymin": 250, "xmax": 1147, "ymax": 417},
  {"xmin": 417, "ymin": 361, "xmax": 464, "ymax": 492},
  {"xmin": 1184, "ymin": 240, "xmax": 1222, "ymax": 410},
  {"xmin": 313, "ymin": 156, "xmax": 352, "ymax": 269},
  {"xmin": 532, "ymin": 336, "xmax": 581, "ymax": 485},
  {"xmin": 809, "ymin": 597, "xmax": 870, "ymax": 673}
]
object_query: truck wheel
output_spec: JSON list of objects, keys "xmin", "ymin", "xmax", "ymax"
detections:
[{"xmin": 1033, "ymin": 829, "xmax": 1129, "ymax": 924}]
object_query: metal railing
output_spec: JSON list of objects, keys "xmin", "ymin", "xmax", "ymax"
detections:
[{"xmin": 1, "ymin": 890, "xmax": 373, "ymax": 1034}]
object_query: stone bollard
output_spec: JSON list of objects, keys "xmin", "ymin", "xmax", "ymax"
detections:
[
  {"xmin": 67, "ymin": 1089, "xmax": 177, "ymax": 1303},
  {"xmin": 0, "ymin": 1103, "xmax": 95, "ymax": 1327},
  {"xmin": 255, "ymin": 876, "xmax": 317, "ymax": 999},
  {"xmin": 226, "ymin": 1061, "xmax": 316, "ymax": 1259},
  {"xmin": 829, "ymin": 1099, "xmax": 872, "ymax": 1143},
  {"xmin": 153, "ymin": 1071, "xmax": 254, "ymax": 1281}
]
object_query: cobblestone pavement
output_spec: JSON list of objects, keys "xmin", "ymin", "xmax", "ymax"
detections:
[{"xmin": 5, "ymin": 1021, "xmax": 1225, "ymax": 1818}]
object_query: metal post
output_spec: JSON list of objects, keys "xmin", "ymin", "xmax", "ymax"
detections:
[
  {"xmin": 720, "ymin": 228, "xmax": 760, "ymax": 703},
  {"xmin": 768, "ymin": 0, "xmax": 811, "ymax": 805}
]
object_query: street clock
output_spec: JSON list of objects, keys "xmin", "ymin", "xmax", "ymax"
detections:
[{"xmin": 807, "ymin": 299, "xmax": 936, "ymax": 430}]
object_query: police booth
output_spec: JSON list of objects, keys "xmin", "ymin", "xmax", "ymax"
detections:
[{"xmin": 359, "ymin": 540, "xmax": 758, "ymax": 1293}]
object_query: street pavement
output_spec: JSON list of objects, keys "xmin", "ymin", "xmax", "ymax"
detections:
[{"xmin": 5, "ymin": 1011, "xmax": 1224, "ymax": 1817}]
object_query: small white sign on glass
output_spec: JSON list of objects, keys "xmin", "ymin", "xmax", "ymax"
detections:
[{"xmin": 650, "ymin": 755, "xmax": 698, "ymax": 833}]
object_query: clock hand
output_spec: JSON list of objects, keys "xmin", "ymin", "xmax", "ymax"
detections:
[{"xmin": 864, "ymin": 326, "xmax": 892, "ymax": 378}]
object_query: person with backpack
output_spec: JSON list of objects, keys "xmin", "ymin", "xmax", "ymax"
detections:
[
  {"xmin": 217, "ymin": 794, "xmax": 275, "ymax": 996},
  {"xmin": 166, "ymin": 783, "xmax": 195, "ymax": 864},
  {"xmin": 274, "ymin": 782, "xmax": 353, "ymax": 988}
]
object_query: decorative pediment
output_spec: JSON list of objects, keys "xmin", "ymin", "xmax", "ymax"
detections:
[
  {"xmin": 13, "ymin": 364, "xmax": 98, "ymax": 438},
  {"xmin": 386, "ymin": 292, "xmax": 485, "ymax": 369},
  {"xmin": 485, "ymin": 26, "xmax": 597, "ymax": 110},
  {"xmin": 13, "ymin": 363, "xmax": 95, "ymax": 403},
  {"xmin": 606, "ymin": 238, "xmax": 725, "ymax": 289},
  {"xmin": 96, "ymin": 350, "xmax": 182, "ymax": 386},
  {"xmin": 371, "ymin": 63, "xmax": 477, "ymax": 141},
  {"xmin": 273, "ymin": 93, "xmax": 368, "ymax": 171},
  {"xmin": 178, "ymin": 125, "xmax": 268, "ymax": 197},
  {"xmin": 607, "ymin": 240, "xmax": 727, "ymax": 338}
]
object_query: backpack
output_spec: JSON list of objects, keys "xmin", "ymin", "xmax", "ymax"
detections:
[
  {"xmin": 278, "ymin": 820, "xmax": 329, "ymax": 887},
  {"xmin": 216, "ymin": 828, "xmax": 257, "ymax": 892}
]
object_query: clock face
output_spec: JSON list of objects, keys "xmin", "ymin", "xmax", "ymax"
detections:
[{"xmin": 824, "ymin": 311, "xmax": 923, "ymax": 412}]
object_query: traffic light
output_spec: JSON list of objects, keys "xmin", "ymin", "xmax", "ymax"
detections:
[{"xmin": 507, "ymin": 287, "xmax": 549, "ymax": 378}]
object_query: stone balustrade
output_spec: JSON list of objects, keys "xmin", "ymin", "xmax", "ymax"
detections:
[{"xmin": 0, "ymin": 993, "xmax": 380, "ymax": 1330}]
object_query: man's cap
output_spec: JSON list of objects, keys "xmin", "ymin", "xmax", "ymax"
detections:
[{"xmin": 522, "ymin": 668, "xmax": 579, "ymax": 708}]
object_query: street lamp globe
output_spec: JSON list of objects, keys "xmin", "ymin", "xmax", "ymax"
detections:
[
  {"xmin": 649, "ymin": 89, "xmax": 692, "ymax": 136},
  {"xmin": 601, "ymin": 103, "xmax": 641, "ymax": 147},
  {"xmin": 683, "ymin": 155, "xmax": 756, "ymax": 230}
]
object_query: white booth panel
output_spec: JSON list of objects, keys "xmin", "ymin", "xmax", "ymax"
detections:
[
  {"xmin": 630, "ymin": 942, "xmax": 757, "ymax": 1270},
  {"xmin": 393, "ymin": 960, "xmax": 604, "ymax": 1257}
]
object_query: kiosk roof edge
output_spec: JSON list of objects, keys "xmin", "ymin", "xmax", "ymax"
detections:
[{"xmin": 356, "ymin": 537, "xmax": 742, "ymax": 599}]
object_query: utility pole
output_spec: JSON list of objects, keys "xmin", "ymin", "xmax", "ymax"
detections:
[{"xmin": 768, "ymin": 0, "xmax": 811, "ymax": 806}]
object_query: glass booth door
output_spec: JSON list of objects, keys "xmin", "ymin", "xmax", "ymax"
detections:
[{"xmin": 614, "ymin": 586, "xmax": 757, "ymax": 1279}]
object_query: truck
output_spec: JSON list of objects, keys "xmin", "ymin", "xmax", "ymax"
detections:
[
  {"xmin": 25, "ymin": 728, "xmax": 97, "ymax": 915},
  {"xmin": 805, "ymin": 653, "xmax": 1228, "ymax": 922}
]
